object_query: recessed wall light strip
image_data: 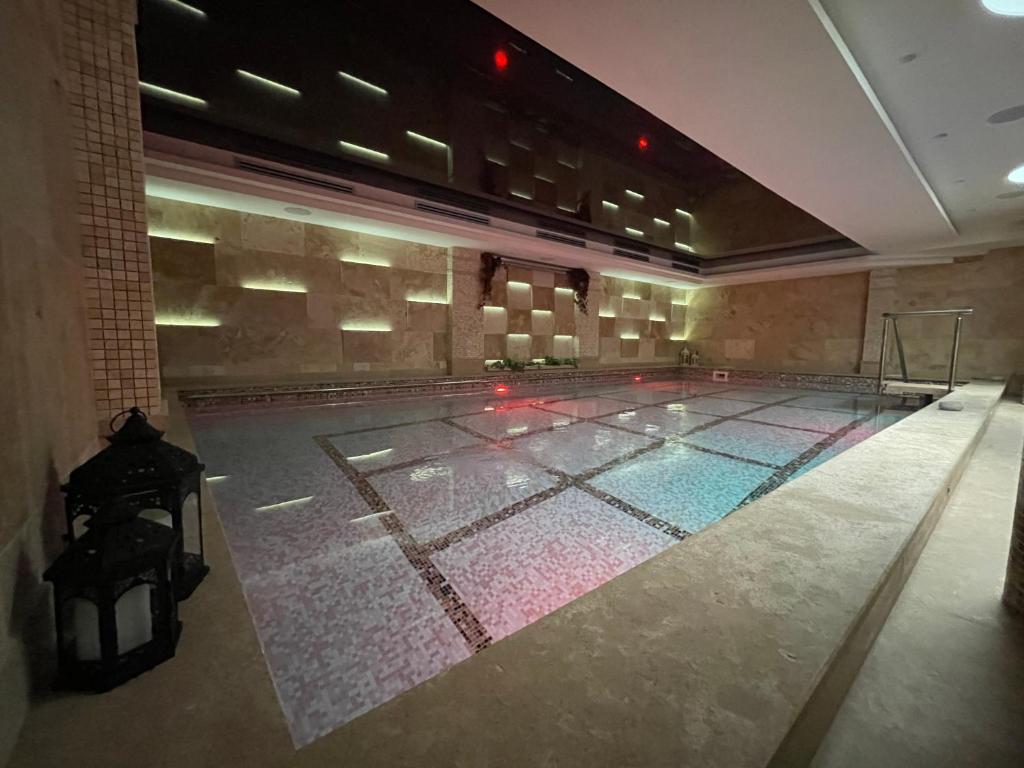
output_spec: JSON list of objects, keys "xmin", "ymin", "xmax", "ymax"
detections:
[
  {"xmin": 139, "ymin": 82, "xmax": 207, "ymax": 109},
  {"xmin": 236, "ymin": 69, "xmax": 301, "ymax": 97},
  {"xmin": 160, "ymin": 0, "xmax": 206, "ymax": 19},
  {"xmin": 338, "ymin": 140, "xmax": 389, "ymax": 162},
  {"xmin": 338, "ymin": 71, "xmax": 388, "ymax": 97},
  {"xmin": 406, "ymin": 131, "xmax": 448, "ymax": 150}
]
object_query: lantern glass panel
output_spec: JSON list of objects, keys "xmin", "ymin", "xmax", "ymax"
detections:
[{"xmin": 182, "ymin": 492, "xmax": 201, "ymax": 556}]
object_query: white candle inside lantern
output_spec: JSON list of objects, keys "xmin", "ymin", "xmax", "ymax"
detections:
[{"xmin": 71, "ymin": 584, "xmax": 153, "ymax": 661}]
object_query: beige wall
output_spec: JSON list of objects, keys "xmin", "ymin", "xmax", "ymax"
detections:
[
  {"xmin": 684, "ymin": 272, "xmax": 870, "ymax": 374},
  {"xmin": 598, "ymin": 276, "xmax": 689, "ymax": 366},
  {"xmin": 685, "ymin": 248, "xmax": 1024, "ymax": 383},
  {"xmin": 860, "ymin": 248, "xmax": 1024, "ymax": 383},
  {"xmin": 0, "ymin": 0, "xmax": 101, "ymax": 762},
  {"xmin": 148, "ymin": 198, "xmax": 450, "ymax": 382}
]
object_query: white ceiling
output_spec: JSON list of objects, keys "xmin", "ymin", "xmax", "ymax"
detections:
[
  {"xmin": 819, "ymin": 0, "xmax": 1024, "ymax": 247},
  {"xmin": 474, "ymin": 0, "xmax": 1024, "ymax": 257}
]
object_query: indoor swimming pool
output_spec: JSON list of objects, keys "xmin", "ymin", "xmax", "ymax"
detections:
[{"xmin": 188, "ymin": 378, "xmax": 911, "ymax": 746}]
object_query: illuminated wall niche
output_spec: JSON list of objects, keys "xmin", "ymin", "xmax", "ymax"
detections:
[
  {"xmin": 598, "ymin": 276, "xmax": 687, "ymax": 363},
  {"xmin": 147, "ymin": 196, "xmax": 449, "ymax": 380}
]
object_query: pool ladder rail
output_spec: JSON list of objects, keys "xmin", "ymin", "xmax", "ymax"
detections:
[{"xmin": 875, "ymin": 308, "xmax": 974, "ymax": 397}]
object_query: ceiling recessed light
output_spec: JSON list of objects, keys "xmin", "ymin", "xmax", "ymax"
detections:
[
  {"xmin": 932, "ymin": 132, "xmax": 949, "ymax": 140},
  {"xmin": 988, "ymin": 104, "xmax": 1024, "ymax": 124},
  {"xmin": 898, "ymin": 52, "xmax": 918, "ymax": 63},
  {"xmin": 1008, "ymin": 163, "xmax": 1024, "ymax": 184},
  {"xmin": 284, "ymin": 206, "xmax": 311, "ymax": 216},
  {"xmin": 981, "ymin": 0, "xmax": 1024, "ymax": 16}
]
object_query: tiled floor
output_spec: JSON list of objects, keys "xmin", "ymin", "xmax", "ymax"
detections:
[{"xmin": 188, "ymin": 379, "xmax": 912, "ymax": 747}]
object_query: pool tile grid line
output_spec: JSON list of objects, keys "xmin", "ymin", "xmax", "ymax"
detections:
[
  {"xmin": 731, "ymin": 416, "xmax": 834, "ymax": 435},
  {"xmin": 314, "ymin": 435, "xmax": 493, "ymax": 653},
  {"xmin": 439, "ymin": 414, "xmax": 694, "ymax": 541},
  {"xmin": 736, "ymin": 410, "xmax": 880, "ymax": 509},
  {"xmin": 704, "ymin": 388, "xmax": 901, "ymax": 415},
  {"xmin": 421, "ymin": 477, "xmax": 575, "ymax": 554},
  {"xmin": 315, "ymin": 387, "xmax": 632, "ymax": 439},
  {"xmin": 671, "ymin": 441, "xmax": 782, "ymax": 470},
  {"xmin": 315, "ymin": 389, "xmax": 885, "ymax": 567},
  {"xmin": 315, "ymin": 391, "xmax": 819, "ymax": 512}
]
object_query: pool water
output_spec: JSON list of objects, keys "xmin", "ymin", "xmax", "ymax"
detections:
[{"xmin": 188, "ymin": 379, "xmax": 911, "ymax": 746}]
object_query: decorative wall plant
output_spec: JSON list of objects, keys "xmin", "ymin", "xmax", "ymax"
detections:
[
  {"xmin": 567, "ymin": 268, "xmax": 590, "ymax": 314},
  {"xmin": 478, "ymin": 252, "xmax": 504, "ymax": 308}
]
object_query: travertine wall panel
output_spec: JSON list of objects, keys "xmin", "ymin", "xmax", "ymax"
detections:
[
  {"xmin": 597, "ymin": 277, "xmax": 688, "ymax": 365},
  {"xmin": 685, "ymin": 272, "xmax": 869, "ymax": 373},
  {"xmin": 148, "ymin": 198, "xmax": 450, "ymax": 381},
  {"xmin": 859, "ymin": 249, "xmax": 1024, "ymax": 382},
  {"xmin": 1, "ymin": 0, "xmax": 103, "ymax": 759}
]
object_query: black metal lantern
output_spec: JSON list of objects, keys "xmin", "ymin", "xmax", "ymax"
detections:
[
  {"xmin": 43, "ymin": 515, "xmax": 181, "ymax": 691},
  {"xmin": 61, "ymin": 407, "xmax": 209, "ymax": 599}
]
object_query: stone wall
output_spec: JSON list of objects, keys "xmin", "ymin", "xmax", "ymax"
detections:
[
  {"xmin": 597, "ymin": 276, "xmax": 689, "ymax": 366},
  {"xmin": 859, "ymin": 248, "xmax": 1024, "ymax": 383},
  {"xmin": 480, "ymin": 263, "xmax": 580, "ymax": 364},
  {"xmin": 147, "ymin": 196, "xmax": 1024, "ymax": 388},
  {"xmin": 0, "ymin": 0, "xmax": 101, "ymax": 761},
  {"xmin": 685, "ymin": 248, "xmax": 1024, "ymax": 384},
  {"xmin": 148, "ymin": 198, "xmax": 450, "ymax": 382},
  {"xmin": 684, "ymin": 271, "xmax": 869, "ymax": 374}
]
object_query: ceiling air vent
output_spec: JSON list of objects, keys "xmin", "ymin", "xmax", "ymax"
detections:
[
  {"xmin": 415, "ymin": 201, "xmax": 491, "ymax": 226},
  {"xmin": 415, "ymin": 186, "xmax": 490, "ymax": 214},
  {"xmin": 612, "ymin": 248, "xmax": 650, "ymax": 263},
  {"xmin": 613, "ymin": 238, "xmax": 650, "ymax": 254},
  {"xmin": 235, "ymin": 160, "xmax": 354, "ymax": 194},
  {"xmin": 536, "ymin": 230, "xmax": 586, "ymax": 249},
  {"xmin": 671, "ymin": 261, "xmax": 699, "ymax": 274}
]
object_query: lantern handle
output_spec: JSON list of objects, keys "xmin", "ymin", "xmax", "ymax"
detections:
[{"xmin": 109, "ymin": 406, "xmax": 144, "ymax": 434}]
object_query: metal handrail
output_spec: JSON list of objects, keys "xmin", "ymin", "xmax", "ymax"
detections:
[
  {"xmin": 881, "ymin": 309, "xmax": 975, "ymax": 318},
  {"xmin": 876, "ymin": 308, "xmax": 974, "ymax": 394}
]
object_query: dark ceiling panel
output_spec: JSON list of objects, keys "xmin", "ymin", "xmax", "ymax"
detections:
[{"xmin": 136, "ymin": 0, "xmax": 843, "ymax": 257}]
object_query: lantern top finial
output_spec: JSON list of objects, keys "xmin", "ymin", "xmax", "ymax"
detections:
[{"xmin": 107, "ymin": 407, "xmax": 164, "ymax": 446}]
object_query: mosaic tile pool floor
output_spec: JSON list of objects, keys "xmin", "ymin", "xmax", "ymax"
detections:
[{"xmin": 188, "ymin": 380, "xmax": 912, "ymax": 746}]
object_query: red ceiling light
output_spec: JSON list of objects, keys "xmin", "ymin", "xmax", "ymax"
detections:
[
  {"xmin": 637, "ymin": 135, "xmax": 650, "ymax": 151},
  {"xmin": 633, "ymin": 375, "xmax": 643, "ymax": 382},
  {"xmin": 494, "ymin": 49, "xmax": 509, "ymax": 72},
  {"xmin": 494, "ymin": 383, "xmax": 510, "ymax": 395}
]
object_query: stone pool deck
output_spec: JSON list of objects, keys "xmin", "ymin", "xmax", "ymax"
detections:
[
  {"xmin": 8, "ymin": 381, "xmax": 1012, "ymax": 767},
  {"xmin": 813, "ymin": 398, "xmax": 1024, "ymax": 767}
]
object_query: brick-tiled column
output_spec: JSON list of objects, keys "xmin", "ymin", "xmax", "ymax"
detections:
[
  {"xmin": 61, "ymin": 0, "xmax": 160, "ymax": 418},
  {"xmin": 1002, "ymin": 452, "xmax": 1024, "ymax": 613}
]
